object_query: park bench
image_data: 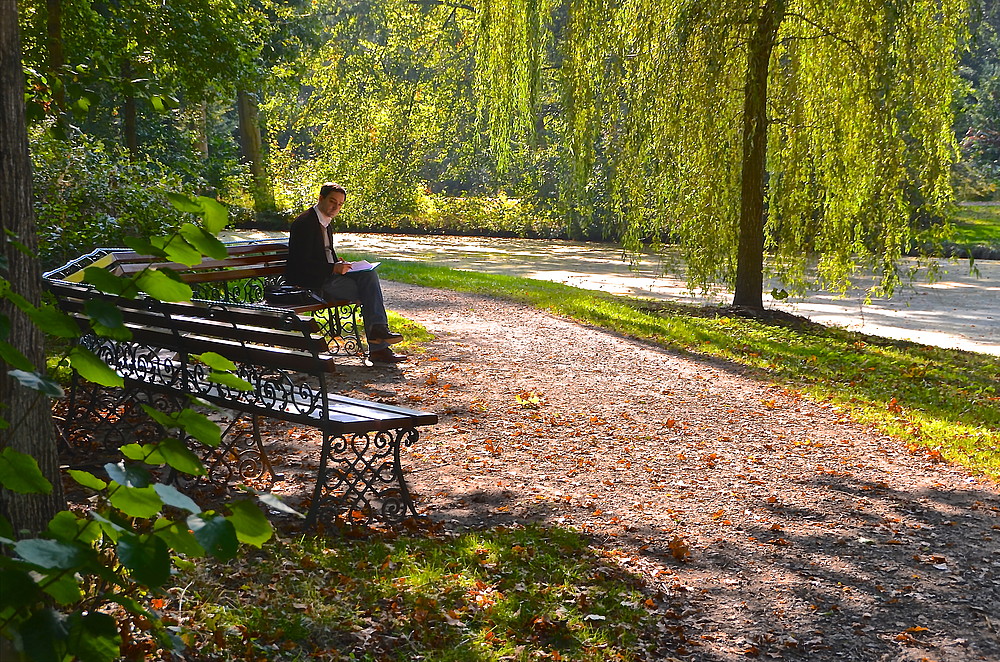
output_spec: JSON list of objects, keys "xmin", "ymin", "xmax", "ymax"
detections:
[
  {"xmin": 48, "ymin": 241, "xmax": 367, "ymax": 358},
  {"xmin": 44, "ymin": 277, "xmax": 437, "ymax": 526}
]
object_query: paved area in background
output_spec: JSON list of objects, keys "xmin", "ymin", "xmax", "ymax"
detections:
[{"xmin": 222, "ymin": 230, "xmax": 1000, "ymax": 356}]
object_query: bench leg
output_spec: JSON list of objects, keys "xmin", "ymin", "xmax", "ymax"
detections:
[
  {"xmin": 316, "ymin": 305, "xmax": 365, "ymax": 357},
  {"xmin": 196, "ymin": 412, "xmax": 277, "ymax": 489},
  {"xmin": 305, "ymin": 428, "xmax": 419, "ymax": 527}
]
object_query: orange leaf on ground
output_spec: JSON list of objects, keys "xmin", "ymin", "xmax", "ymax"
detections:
[{"xmin": 668, "ymin": 536, "xmax": 691, "ymax": 561}]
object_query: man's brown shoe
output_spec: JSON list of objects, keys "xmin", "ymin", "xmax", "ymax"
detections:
[
  {"xmin": 369, "ymin": 347, "xmax": 407, "ymax": 364},
  {"xmin": 367, "ymin": 324, "xmax": 403, "ymax": 344}
]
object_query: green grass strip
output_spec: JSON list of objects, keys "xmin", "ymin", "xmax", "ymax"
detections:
[
  {"xmin": 370, "ymin": 258, "xmax": 1000, "ymax": 477},
  {"xmin": 952, "ymin": 206, "xmax": 1000, "ymax": 247}
]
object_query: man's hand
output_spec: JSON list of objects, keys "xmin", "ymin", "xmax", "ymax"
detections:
[{"xmin": 333, "ymin": 261, "xmax": 353, "ymax": 275}]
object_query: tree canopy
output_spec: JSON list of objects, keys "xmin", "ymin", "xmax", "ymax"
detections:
[{"xmin": 477, "ymin": 0, "xmax": 968, "ymax": 306}]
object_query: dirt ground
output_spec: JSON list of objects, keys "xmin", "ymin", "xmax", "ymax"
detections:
[{"xmin": 266, "ymin": 282, "xmax": 1000, "ymax": 662}]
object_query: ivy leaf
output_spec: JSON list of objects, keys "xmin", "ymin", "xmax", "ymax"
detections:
[
  {"xmin": 84, "ymin": 297, "xmax": 124, "ymax": 329},
  {"xmin": 153, "ymin": 518, "xmax": 205, "ymax": 558},
  {"xmin": 157, "ymin": 438, "xmax": 207, "ymax": 475},
  {"xmin": 257, "ymin": 492, "xmax": 305, "ymax": 518},
  {"xmin": 66, "ymin": 611, "xmax": 121, "ymax": 662},
  {"xmin": 226, "ymin": 499, "xmax": 273, "ymax": 548},
  {"xmin": 8, "ymin": 370, "xmax": 64, "ymax": 397},
  {"xmin": 198, "ymin": 197, "xmax": 229, "ymax": 234},
  {"xmin": 135, "ymin": 269, "xmax": 192, "ymax": 302},
  {"xmin": 0, "ymin": 568, "xmax": 44, "ymax": 611},
  {"xmin": 0, "ymin": 339, "xmax": 34, "ymax": 371},
  {"xmin": 188, "ymin": 514, "xmax": 238, "ymax": 561},
  {"xmin": 40, "ymin": 571, "xmax": 84, "ymax": 605},
  {"xmin": 194, "ymin": 351, "xmax": 237, "ymax": 371},
  {"xmin": 140, "ymin": 405, "xmax": 220, "ymax": 448},
  {"xmin": 123, "ymin": 236, "xmax": 164, "ymax": 258},
  {"xmin": 69, "ymin": 346, "xmax": 123, "ymax": 387},
  {"xmin": 82, "ymin": 267, "xmax": 136, "ymax": 298},
  {"xmin": 26, "ymin": 304, "xmax": 80, "ymax": 338},
  {"xmin": 118, "ymin": 533, "xmax": 171, "ymax": 587},
  {"xmin": 46, "ymin": 510, "xmax": 102, "ymax": 545},
  {"xmin": 179, "ymin": 223, "xmax": 227, "ymax": 260},
  {"xmin": 108, "ymin": 485, "xmax": 163, "ymax": 519},
  {"xmin": 103, "ymin": 461, "xmax": 151, "ymax": 488},
  {"xmin": 207, "ymin": 371, "xmax": 254, "ymax": 391},
  {"xmin": 19, "ymin": 608, "xmax": 69, "ymax": 662},
  {"xmin": 0, "ymin": 447, "xmax": 54, "ymax": 494},
  {"xmin": 153, "ymin": 234, "xmax": 202, "ymax": 267},
  {"xmin": 154, "ymin": 483, "xmax": 201, "ymax": 514},
  {"xmin": 14, "ymin": 538, "xmax": 89, "ymax": 569},
  {"xmin": 68, "ymin": 469, "xmax": 107, "ymax": 491},
  {"xmin": 165, "ymin": 192, "xmax": 203, "ymax": 213},
  {"xmin": 176, "ymin": 409, "xmax": 221, "ymax": 448}
]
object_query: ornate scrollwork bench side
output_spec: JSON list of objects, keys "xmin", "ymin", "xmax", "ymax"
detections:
[{"xmin": 46, "ymin": 278, "xmax": 437, "ymax": 526}]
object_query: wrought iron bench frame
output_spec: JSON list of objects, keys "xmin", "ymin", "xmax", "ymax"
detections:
[{"xmin": 46, "ymin": 279, "xmax": 437, "ymax": 526}]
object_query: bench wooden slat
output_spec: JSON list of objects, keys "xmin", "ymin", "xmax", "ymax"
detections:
[
  {"xmin": 48, "ymin": 282, "xmax": 324, "ymax": 336},
  {"xmin": 121, "ymin": 325, "xmax": 338, "ymax": 375}
]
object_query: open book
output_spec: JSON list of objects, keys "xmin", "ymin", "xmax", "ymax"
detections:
[{"xmin": 346, "ymin": 260, "xmax": 380, "ymax": 273}]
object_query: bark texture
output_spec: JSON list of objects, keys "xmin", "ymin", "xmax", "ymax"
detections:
[{"xmin": 0, "ymin": 0, "xmax": 65, "ymax": 536}]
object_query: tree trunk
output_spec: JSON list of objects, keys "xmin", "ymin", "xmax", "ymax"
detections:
[
  {"xmin": 732, "ymin": 0, "xmax": 785, "ymax": 309},
  {"xmin": 194, "ymin": 99, "xmax": 209, "ymax": 161},
  {"xmin": 237, "ymin": 88, "xmax": 275, "ymax": 215},
  {"xmin": 0, "ymin": 0, "xmax": 65, "ymax": 537},
  {"xmin": 46, "ymin": 0, "xmax": 64, "ymax": 110},
  {"xmin": 121, "ymin": 60, "xmax": 138, "ymax": 159}
]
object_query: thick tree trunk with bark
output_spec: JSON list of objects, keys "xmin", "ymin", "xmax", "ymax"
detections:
[
  {"xmin": 733, "ymin": 0, "xmax": 786, "ymax": 309},
  {"xmin": 237, "ymin": 88, "xmax": 275, "ymax": 214},
  {"xmin": 0, "ymin": 0, "xmax": 65, "ymax": 536}
]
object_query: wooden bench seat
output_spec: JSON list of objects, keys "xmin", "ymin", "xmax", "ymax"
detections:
[{"xmin": 47, "ymin": 279, "xmax": 436, "ymax": 526}]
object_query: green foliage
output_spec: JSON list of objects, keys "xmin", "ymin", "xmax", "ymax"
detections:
[
  {"xmin": 479, "ymin": 0, "xmax": 968, "ymax": 300},
  {"xmin": 30, "ymin": 131, "xmax": 201, "ymax": 269},
  {"xmin": 0, "ymin": 193, "xmax": 292, "ymax": 661},
  {"xmin": 337, "ymin": 193, "xmax": 565, "ymax": 238},
  {"xmin": 376, "ymin": 260, "xmax": 1000, "ymax": 477}
]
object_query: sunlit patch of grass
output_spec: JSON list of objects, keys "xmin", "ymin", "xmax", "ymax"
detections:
[
  {"xmin": 376, "ymin": 260, "xmax": 1000, "ymax": 477},
  {"xmin": 385, "ymin": 310, "xmax": 432, "ymax": 354},
  {"xmin": 170, "ymin": 525, "xmax": 658, "ymax": 661},
  {"xmin": 952, "ymin": 206, "xmax": 1000, "ymax": 247}
]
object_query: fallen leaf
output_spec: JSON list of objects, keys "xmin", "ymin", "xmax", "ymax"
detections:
[{"xmin": 668, "ymin": 536, "xmax": 691, "ymax": 562}]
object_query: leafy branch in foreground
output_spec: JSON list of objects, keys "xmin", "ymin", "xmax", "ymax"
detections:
[{"xmin": 0, "ymin": 193, "xmax": 300, "ymax": 661}]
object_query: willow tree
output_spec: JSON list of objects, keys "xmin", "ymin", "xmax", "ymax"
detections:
[{"xmin": 478, "ymin": 0, "xmax": 967, "ymax": 308}]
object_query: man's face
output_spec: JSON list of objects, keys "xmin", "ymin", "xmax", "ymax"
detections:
[{"xmin": 318, "ymin": 191, "xmax": 345, "ymax": 218}]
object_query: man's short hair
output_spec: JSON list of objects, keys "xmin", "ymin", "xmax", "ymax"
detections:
[{"xmin": 319, "ymin": 182, "xmax": 347, "ymax": 199}]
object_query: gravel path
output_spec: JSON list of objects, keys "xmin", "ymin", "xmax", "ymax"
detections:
[{"xmin": 280, "ymin": 281, "xmax": 1000, "ymax": 661}]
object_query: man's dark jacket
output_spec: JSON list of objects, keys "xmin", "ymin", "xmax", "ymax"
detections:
[{"xmin": 285, "ymin": 207, "xmax": 336, "ymax": 289}]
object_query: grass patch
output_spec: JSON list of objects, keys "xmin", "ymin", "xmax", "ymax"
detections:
[
  {"xmin": 386, "ymin": 310, "xmax": 433, "ymax": 354},
  {"xmin": 374, "ymin": 259, "xmax": 1000, "ymax": 477},
  {"xmin": 170, "ymin": 524, "xmax": 660, "ymax": 661},
  {"xmin": 951, "ymin": 206, "xmax": 1000, "ymax": 247}
]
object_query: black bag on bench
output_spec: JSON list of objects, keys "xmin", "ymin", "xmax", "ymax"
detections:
[{"xmin": 264, "ymin": 284, "xmax": 325, "ymax": 307}]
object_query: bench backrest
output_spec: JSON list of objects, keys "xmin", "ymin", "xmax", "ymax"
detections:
[{"xmin": 49, "ymin": 280, "xmax": 343, "ymax": 422}]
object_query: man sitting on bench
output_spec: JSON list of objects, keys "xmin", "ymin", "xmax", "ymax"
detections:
[{"xmin": 286, "ymin": 182, "xmax": 407, "ymax": 364}]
